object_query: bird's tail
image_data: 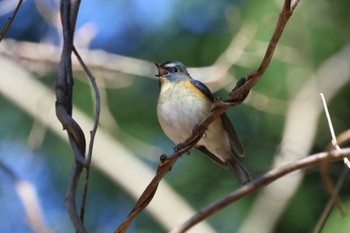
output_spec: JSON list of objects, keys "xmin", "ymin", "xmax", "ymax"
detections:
[{"xmin": 226, "ymin": 158, "xmax": 252, "ymax": 185}]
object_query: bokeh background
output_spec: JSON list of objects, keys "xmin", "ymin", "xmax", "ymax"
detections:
[{"xmin": 1, "ymin": 0, "xmax": 350, "ymax": 232}]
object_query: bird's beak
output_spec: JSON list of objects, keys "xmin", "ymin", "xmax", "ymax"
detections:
[{"xmin": 155, "ymin": 63, "xmax": 168, "ymax": 77}]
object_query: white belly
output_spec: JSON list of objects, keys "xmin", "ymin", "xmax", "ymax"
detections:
[
  {"xmin": 157, "ymin": 89, "xmax": 210, "ymax": 144},
  {"xmin": 157, "ymin": 82, "xmax": 231, "ymax": 162}
]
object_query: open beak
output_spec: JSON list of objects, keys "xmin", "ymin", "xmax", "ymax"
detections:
[{"xmin": 155, "ymin": 63, "xmax": 168, "ymax": 77}]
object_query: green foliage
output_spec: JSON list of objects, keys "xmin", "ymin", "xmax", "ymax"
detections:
[{"xmin": 322, "ymin": 200, "xmax": 350, "ymax": 233}]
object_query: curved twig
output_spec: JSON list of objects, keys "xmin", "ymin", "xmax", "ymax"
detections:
[
  {"xmin": 56, "ymin": 0, "xmax": 89, "ymax": 232},
  {"xmin": 72, "ymin": 45, "xmax": 101, "ymax": 222},
  {"xmin": 57, "ymin": 4, "xmax": 86, "ymax": 229},
  {"xmin": 0, "ymin": 0, "xmax": 24, "ymax": 42}
]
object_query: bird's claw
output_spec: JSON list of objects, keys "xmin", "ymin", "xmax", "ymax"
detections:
[
  {"xmin": 160, "ymin": 154, "xmax": 167, "ymax": 163},
  {"xmin": 174, "ymin": 143, "xmax": 184, "ymax": 153},
  {"xmin": 233, "ymin": 77, "xmax": 247, "ymax": 91},
  {"xmin": 193, "ymin": 124, "xmax": 206, "ymax": 138},
  {"xmin": 174, "ymin": 143, "xmax": 190, "ymax": 155}
]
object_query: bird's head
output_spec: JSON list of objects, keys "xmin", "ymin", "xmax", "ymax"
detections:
[{"xmin": 155, "ymin": 61, "xmax": 191, "ymax": 83}]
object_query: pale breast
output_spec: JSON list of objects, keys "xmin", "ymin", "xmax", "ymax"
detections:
[{"xmin": 157, "ymin": 82, "xmax": 211, "ymax": 144}]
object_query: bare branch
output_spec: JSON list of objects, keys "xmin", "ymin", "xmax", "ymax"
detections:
[
  {"xmin": 56, "ymin": 0, "xmax": 101, "ymax": 230},
  {"xmin": 171, "ymin": 148, "xmax": 350, "ymax": 233},
  {"xmin": 72, "ymin": 45, "xmax": 101, "ymax": 222},
  {"xmin": 239, "ymin": 41, "xmax": 350, "ymax": 233},
  {"xmin": 114, "ymin": 141, "xmax": 202, "ymax": 233},
  {"xmin": 313, "ymin": 169, "xmax": 349, "ymax": 233},
  {"xmin": 56, "ymin": 1, "xmax": 87, "ymax": 229},
  {"xmin": 314, "ymin": 93, "xmax": 347, "ymax": 232},
  {"xmin": 227, "ymin": 0, "xmax": 300, "ymax": 101},
  {"xmin": 56, "ymin": 0, "xmax": 89, "ymax": 232},
  {"xmin": 0, "ymin": 0, "xmax": 23, "ymax": 42},
  {"xmin": 319, "ymin": 93, "xmax": 345, "ymax": 212},
  {"xmin": 320, "ymin": 94, "xmax": 341, "ymax": 150},
  {"xmin": 320, "ymin": 94, "xmax": 350, "ymax": 167},
  {"xmin": 73, "ymin": 46, "xmax": 101, "ymax": 165}
]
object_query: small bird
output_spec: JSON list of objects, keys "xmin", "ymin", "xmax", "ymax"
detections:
[{"xmin": 156, "ymin": 61, "xmax": 251, "ymax": 185}]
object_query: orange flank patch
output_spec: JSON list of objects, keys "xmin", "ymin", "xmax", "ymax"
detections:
[{"xmin": 184, "ymin": 80, "xmax": 206, "ymax": 99}]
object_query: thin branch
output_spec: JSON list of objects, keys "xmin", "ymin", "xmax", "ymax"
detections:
[
  {"xmin": 65, "ymin": 160, "xmax": 86, "ymax": 233},
  {"xmin": 319, "ymin": 93, "xmax": 345, "ymax": 214},
  {"xmin": 114, "ymin": 138, "xmax": 202, "ymax": 233},
  {"xmin": 56, "ymin": 0, "xmax": 87, "ymax": 232},
  {"xmin": 227, "ymin": 0, "xmax": 301, "ymax": 101},
  {"xmin": 57, "ymin": 4, "xmax": 87, "ymax": 228},
  {"xmin": 114, "ymin": 0, "xmax": 301, "ymax": 232},
  {"xmin": 313, "ymin": 168, "xmax": 349, "ymax": 233},
  {"xmin": 171, "ymin": 148, "xmax": 350, "ymax": 233},
  {"xmin": 313, "ymin": 93, "xmax": 348, "ymax": 232},
  {"xmin": 0, "ymin": 0, "xmax": 23, "ymax": 42},
  {"xmin": 57, "ymin": 0, "xmax": 100, "ymax": 229},
  {"xmin": 72, "ymin": 45, "xmax": 101, "ymax": 222},
  {"xmin": 320, "ymin": 94, "xmax": 340, "ymax": 150},
  {"xmin": 57, "ymin": 0, "xmax": 86, "ymax": 158},
  {"xmin": 69, "ymin": 0, "xmax": 81, "ymax": 33},
  {"xmin": 73, "ymin": 46, "xmax": 101, "ymax": 165},
  {"xmin": 335, "ymin": 130, "xmax": 350, "ymax": 145}
]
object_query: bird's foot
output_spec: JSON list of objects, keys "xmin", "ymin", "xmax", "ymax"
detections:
[
  {"xmin": 228, "ymin": 77, "xmax": 249, "ymax": 102},
  {"xmin": 160, "ymin": 154, "xmax": 167, "ymax": 163},
  {"xmin": 174, "ymin": 143, "xmax": 190, "ymax": 155},
  {"xmin": 233, "ymin": 77, "xmax": 247, "ymax": 91},
  {"xmin": 174, "ymin": 143, "xmax": 184, "ymax": 153},
  {"xmin": 193, "ymin": 124, "xmax": 207, "ymax": 138}
]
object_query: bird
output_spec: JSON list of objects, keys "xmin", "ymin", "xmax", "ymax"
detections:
[{"xmin": 156, "ymin": 61, "xmax": 252, "ymax": 185}]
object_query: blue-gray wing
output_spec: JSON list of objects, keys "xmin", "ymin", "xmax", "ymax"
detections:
[
  {"xmin": 190, "ymin": 79, "xmax": 215, "ymax": 102},
  {"xmin": 221, "ymin": 113, "xmax": 244, "ymax": 157},
  {"xmin": 190, "ymin": 79, "xmax": 244, "ymax": 157}
]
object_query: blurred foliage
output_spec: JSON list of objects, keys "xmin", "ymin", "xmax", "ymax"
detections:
[
  {"xmin": 0, "ymin": 0, "xmax": 350, "ymax": 232},
  {"xmin": 322, "ymin": 199, "xmax": 350, "ymax": 233}
]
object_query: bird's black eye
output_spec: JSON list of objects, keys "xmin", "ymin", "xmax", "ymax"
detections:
[{"xmin": 173, "ymin": 67, "xmax": 179, "ymax": 73}]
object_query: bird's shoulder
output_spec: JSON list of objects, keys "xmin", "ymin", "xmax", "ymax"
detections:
[{"xmin": 185, "ymin": 79, "xmax": 215, "ymax": 102}]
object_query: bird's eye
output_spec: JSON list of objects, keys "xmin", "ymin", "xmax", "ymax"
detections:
[{"xmin": 173, "ymin": 67, "xmax": 179, "ymax": 73}]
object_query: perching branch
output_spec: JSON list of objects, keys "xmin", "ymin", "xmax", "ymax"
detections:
[
  {"xmin": 114, "ymin": 0, "xmax": 301, "ymax": 232},
  {"xmin": 114, "ymin": 140, "xmax": 202, "ymax": 233}
]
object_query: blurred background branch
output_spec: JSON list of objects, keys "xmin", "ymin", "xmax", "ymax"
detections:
[
  {"xmin": 0, "ymin": 38, "xmax": 289, "ymax": 115},
  {"xmin": 0, "ymin": 161, "xmax": 52, "ymax": 233},
  {"xmin": 173, "ymin": 147, "xmax": 350, "ymax": 233},
  {"xmin": 239, "ymin": 42, "xmax": 350, "ymax": 233}
]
